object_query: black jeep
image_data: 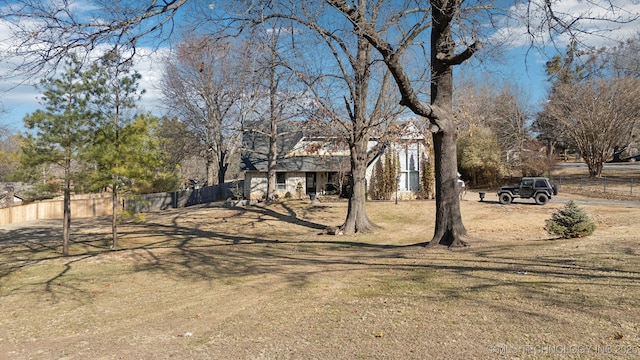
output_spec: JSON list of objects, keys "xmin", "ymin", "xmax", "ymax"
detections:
[{"xmin": 497, "ymin": 177, "xmax": 558, "ymax": 205}]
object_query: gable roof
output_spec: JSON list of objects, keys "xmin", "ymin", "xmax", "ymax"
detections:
[
  {"xmin": 240, "ymin": 119, "xmax": 427, "ymax": 173},
  {"xmin": 241, "ymin": 128, "xmax": 350, "ymax": 173},
  {"xmin": 398, "ymin": 120, "xmax": 425, "ymax": 140}
]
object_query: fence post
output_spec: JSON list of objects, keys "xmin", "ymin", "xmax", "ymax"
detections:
[
  {"xmin": 603, "ymin": 176, "xmax": 607, "ymax": 193},
  {"xmin": 632, "ymin": 178, "xmax": 634, "ymax": 196}
]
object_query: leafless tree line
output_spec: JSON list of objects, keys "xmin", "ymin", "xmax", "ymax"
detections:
[{"xmin": 1, "ymin": 0, "xmax": 638, "ymax": 246}]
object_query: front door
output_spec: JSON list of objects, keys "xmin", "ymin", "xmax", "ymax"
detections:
[{"xmin": 306, "ymin": 172, "xmax": 316, "ymax": 194}]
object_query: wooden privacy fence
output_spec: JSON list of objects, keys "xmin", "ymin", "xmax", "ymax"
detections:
[
  {"xmin": 0, "ymin": 181, "xmax": 243, "ymax": 226},
  {"xmin": 0, "ymin": 197, "xmax": 113, "ymax": 226}
]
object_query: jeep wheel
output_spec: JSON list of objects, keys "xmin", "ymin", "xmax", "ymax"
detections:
[
  {"xmin": 535, "ymin": 193, "xmax": 549, "ymax": 205},
  {"xmin": 499, "ymin": 193, "xmax": 512, "ymax": 204}
]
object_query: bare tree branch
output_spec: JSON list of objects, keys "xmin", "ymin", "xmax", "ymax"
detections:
[{"xmin": 0, "ymin": 0, "xmax": 187, "ymax": 78}]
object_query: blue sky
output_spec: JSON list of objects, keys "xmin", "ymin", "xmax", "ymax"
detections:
[{"xmin": 1, "ymin": 0, "xmax": 638, "ymax": 133}]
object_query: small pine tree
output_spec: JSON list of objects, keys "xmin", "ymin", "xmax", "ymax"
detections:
[
  {"xmin": 393, "ymin": 149, "xmax": 400, "ymax": 191},
  {"xmin": 545, "ymin": 200, "xmax": 596, "ymax": 239},
  {"xmin": 369, "ymin": 159, "xmax": 384, "ymax": 200},
  {"xmin": 387, "ymin": 148, "xmax": 400, "ymax": 198},
  {"xmin": 384, "ymin": 150, "xmax": 394, "ymax": 198},
  {"xmin": 370, "ymin": 148, "xmax": 401, "ymax": 200},
  {"xmin": 420, "ymin": 148, "xmax": 434, "ymax": 199}
]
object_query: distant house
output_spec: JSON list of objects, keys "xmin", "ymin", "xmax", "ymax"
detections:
[
  {"xmin": 240, "ymin": 120, "xmax": 430, "ymax": 200},
  {"xmin": 374, "ymin": 121, "xmax": 429, "ymax": 198}
]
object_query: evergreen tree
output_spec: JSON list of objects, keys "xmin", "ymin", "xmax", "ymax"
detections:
[
  {"xmin": 369, "ymin": 148, "xmax": 401, "ymax": 200},
  {"xmin": 421, "ymin": 147, "xmax": 435, "ymax": 199},
  {"xmin": 382, "ymin": 148, "xmax": 400, "ymax": 199},
  {"xmin": 85, "ymin": 51, "xmax": 175, "ymax": 248},
  {"xmin": 369, "ymin": 158, "xmax": 384, "ymax": 200},
  {"xmin": 545, "ymin": 40, "xmax": 600, "ymax": 85},
  {"xmin": 545, "ymin": 200, "xmax": 596, "ymax": 239},
  {"xmin": 369, "ymin": 149, "xmax": 401, "ymax": 201},
  {"xmin": 390, "ymin": 149, "xmax": 400, "ymax": 198},
  {"xmin": 86, "ymin": 51, "xmax": 141, "ymax": 248},
  {"xmin": 22, "ymin": 54, "xmax": 94, "ymax": 256},
  {"xmin": 383, "ymin": 150, "xmax": 393, "ymax": 199}
]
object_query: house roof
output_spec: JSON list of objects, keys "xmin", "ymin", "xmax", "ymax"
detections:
[
  {"xmin": 241, "ymin": 127, "xmax": 350, "ymax": 173},
  {"xmin": 241, "ymin": 120, "xmax": 427, "ymax": 173}
]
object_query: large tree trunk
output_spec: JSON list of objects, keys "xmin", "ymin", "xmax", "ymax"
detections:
[
  {"xmin": 217, "ymin": 151, "xmax": 227, "ymax": 184},
  {"xmin": 217, "ymin": 150, "xmax": 228, "ymax": 199},
  {"xmin": 266, "ymin": 63, "xmax": 278, "ymax": 202},
  {"xmin": 426, "ymin": 0, "xmax": 468, "ymax": 247},
  {"xmin": 340, "ymin": 28, "xmax": 378, "ymax": 234},
  {"xmin": 205, "ymin": 151, "xmax": 216, "ymax": 186},
  {"xmin": 582, "ymin": 149, "xmax": 604, "ymax": 177},
  {"xmin": 328, "ymin": 0, "xmax": 475, "ymax": 245},
  {"xmin": 428, "ymin": 128, "xmax": 467, "ymax": 247},
  {"xmin": 341, "ymin": 137, "xmax": 378, "ymax": 234},
  {"xmin": 266, "ymin": 136, "xmax": 277, "ymax": 202}
]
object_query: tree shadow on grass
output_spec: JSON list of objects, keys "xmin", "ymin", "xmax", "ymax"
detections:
[
  {"xmin": 216, "ymin": 201, "xmax": 330, "ymax": 231},
  {"xmin": 1, "ymin": 205, "xmax": 639, "ymax": 323},
  {"xmin": 0, "ymin": 218, "xmax": 115, "ymax": 303}
]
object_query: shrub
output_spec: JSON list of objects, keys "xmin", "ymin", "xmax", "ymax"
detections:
[
  {"xmin": 420, "ymin": 147, "xmax": 435, "ymax": 199},
  {"xmin": 284, "ymin": 191, "xmax": 292, "ymax": 199},
  {"xmin": 457, "ymin": 125, "xmax": 506, "ymax": 187},
  {"xmin": 545, "ymin": 200, "xmax": 595, "ymax": 238},
  {"xmin": 369, "ymin": 150, "xmax": 399, "ymax": 200}
]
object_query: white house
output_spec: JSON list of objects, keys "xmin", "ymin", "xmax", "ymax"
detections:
[{"xmin": 240, "ymin": 121, "xmax": 430, "ymax": 200}]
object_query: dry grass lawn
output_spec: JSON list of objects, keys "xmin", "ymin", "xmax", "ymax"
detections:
[{"xmin": 1, "ymin": 168, "xmax": 639, "ymax": 359}]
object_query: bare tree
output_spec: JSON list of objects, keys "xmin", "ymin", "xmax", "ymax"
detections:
[
  {"xmin": 160, "ymin": 36, "xmax": 249, "ymax": 187},
  {"xmin": 256, "ymin": 1, "xmax": 402, "ymax": 234},
  {"xmin": 454, "ymin": 78, "xmax": 531, "ymax": 171},
  {"xmin": 490, "ymin": 86, "xmax": 529, "ymax": 158},
  {"xmin": 326, "ymin": 0, "xmax": 639, "ymax": 246},
  {"xmin": 540, "ymin": 77, "xmax": 640, "ymax": 177},
  {"xmin": 539, "ymin": 38, "xmax": 640, "ymax": 165},
  {"xmin": 242, "ymin": 22, "xmax": 307, "ymax": 203},
  {"xmin": 325, "ymin": 0, "xmax": 480, "ymax": 246},
  {"xmin": 0, "ymin": 125, "xmax": 21, "ymax": 181},
  {"xmin": 3, "ymin": 0, "xmax": 638, "ymax": 245},
  {"xmin": 0, "ymin": 0, "xmax": 187, "ymax": 77},
  {"xmin": 607, "ymin": 33, "xmax": 640, "ymax": 78}
]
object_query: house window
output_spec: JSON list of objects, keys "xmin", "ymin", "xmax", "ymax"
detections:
[
  {"xmin": 398, "ymin": 144, "xmax": 421, "ymax": 191},
  {"xmin": 276, "ymin": 173, "xmax": 286, "ymax": 191}
]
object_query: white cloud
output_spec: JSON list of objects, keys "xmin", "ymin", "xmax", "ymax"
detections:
[
  {"xmin": 0, "ymin": 0, "xmax": 171, "ymax": 129},
  {"xmin": 489, "ymin": 0, "xmax": 640, "ymax": 49},
  {"xmin": 130, "ymin": 47, "xmax": 172, "ymax": 116},
  {"xmin": 0, "ymin": 39, "xmax": 171, "ymax": 130}
]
